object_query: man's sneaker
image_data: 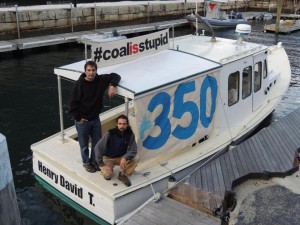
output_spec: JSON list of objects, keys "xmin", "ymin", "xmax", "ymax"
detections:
[
  {"xmin": 83, "ymin": 163, "xmax": 96, "ymax": 173},
  {"xmin": 91, "ymin": 161, "xmax": 101, "ymax": 171},
  {"xmin": 118, "ymin": 172, "xmax": 131, "ymax": 187}
]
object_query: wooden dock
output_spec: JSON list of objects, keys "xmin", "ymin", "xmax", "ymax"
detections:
[
  {"xmin": 0, "ymin": 19, "xmax": 188, "ymax": 53},
  {"xmin": 120, "ymin": 195, "xmax": 220, "ymax": 225},
  {"xmin": 169, "ymin": 108, "xmax": 300, "ymax": 219},
  {"xmin": 264, "ymin": 19, "xmax": 300, "ymax": 33},
  {"xmin": 121, "ymin": 108, "xmax": 300, "ymax": 224}
]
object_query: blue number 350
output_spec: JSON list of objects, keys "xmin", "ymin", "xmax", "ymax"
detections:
[{"xmin": 143, "ymin": 76, "xmax": 218, "ymax": 150}]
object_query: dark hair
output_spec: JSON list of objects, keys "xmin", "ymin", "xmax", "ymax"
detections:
[
  {"xmin": 116, "ymin": 114, "xmax": 129, "ymax": 124},
  {"xmin": 84, "ymin": 61, "xmax": 97, "ymax": 71}
]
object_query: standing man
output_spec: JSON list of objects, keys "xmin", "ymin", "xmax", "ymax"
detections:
[
  {"xmin": 95, "ymin": 115, "xmax": 138, "ymax": 187},
  {"xmin": 69, "ymin": 61, "xmax": 121, "ymax": 173}
]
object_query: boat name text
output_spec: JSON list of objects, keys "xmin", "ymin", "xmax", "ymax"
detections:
[{"xmin": 38, "ymin": 160, "xmax": 84, "ymax": 200}]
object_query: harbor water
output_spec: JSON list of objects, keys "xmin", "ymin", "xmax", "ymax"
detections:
[{"xmin": 0, "ymin": 19, "xmax": 300, "ymax": 225}]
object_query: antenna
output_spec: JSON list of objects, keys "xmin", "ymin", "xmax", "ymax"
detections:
[{"xmin": 235, "ymin": 24, "xmax": 251, "ymax": 44}]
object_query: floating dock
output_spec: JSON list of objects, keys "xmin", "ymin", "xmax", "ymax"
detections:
[
  {"xmin": 264, "ymin": 19, "xmax": 300, "ymax": 33},
  {"xmin": 120, "ymin": 108, "xmax": 300, "ymax": 224},
  {"xmin": 0, "ymin": 19, "xmax": 188, "ymax": 53},
  {"xmin": 120, "ymin": 194, "xmax": 220, "ymax": 225}
]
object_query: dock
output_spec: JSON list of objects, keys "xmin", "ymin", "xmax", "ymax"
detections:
[
  {"xmin": 169, "ymin": 108, "xmax": 300, "ymax": 216},
  {"xmin": 264, "ymin": 19, "xmax": 300, "ymax": 33},
  {"xmin": 120, "ymin": 194, "xmax": 220, "ymax": 225},
  {"xmin": 0, "ymin": 19, "xmax": 188, "ymax": 53},
  {"xmin": 120, "ymin": 108, "xmax": 300, "ymax": 224}
]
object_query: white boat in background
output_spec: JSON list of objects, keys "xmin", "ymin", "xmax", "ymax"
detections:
[
  {"xmin": 187, "ymin": 0, "xmax": 248, "ymax": 29},
  {"xmin": 253, "ymin": 12, "xmax": 273, "ymax": 21},
  {"xmin": 31, "ymin": 25, "xmax": 291, "ymax": 224},
  {"xmin": 77, "ymin": 29, "xmax": 127, "ymax": 44}
]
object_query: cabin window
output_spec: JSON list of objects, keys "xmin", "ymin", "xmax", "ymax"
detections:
[
  {"xmin": 242, "ymin": 66, "xmax": 252, "ymax": 99},
  {"xmin": 254, "ymin": 62, "xmax": 262, "ymax": 92},
  {"xmin": 228, "ymin": 71, "xmax": 239, "ymax": 106},
  {"xmin": 263, "ymin": 59, "xmax": 268, "ymax": 79}
]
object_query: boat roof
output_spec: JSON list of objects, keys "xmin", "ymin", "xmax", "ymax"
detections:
[
  {"xmin": 172, "ymin": 35, "xmax": 268, "ymax": 64},
  {"xmin": 54, "ymin": 49, "xmax": 222, "ymax": 99}
]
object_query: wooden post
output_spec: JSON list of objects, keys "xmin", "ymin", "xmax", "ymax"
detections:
[
  {"xmin": 15, "ymin": 5, "xmax": 20, "ymax": 39},
  {"xmin": 0, "ymin": 133, "xmax": 21, "ymax": 225},
  {"xmin": 94, "ymin": 2, "xmax": 97, "ymax": 30},
  {"xmin": 275, "ymin": 0, "xmax": 284, "ymax": 34},
  {"xmin": 70, "ymin": 3, "xmax": 74, "ymax": 33}
]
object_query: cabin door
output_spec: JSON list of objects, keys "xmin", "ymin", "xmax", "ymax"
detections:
[{"xmin": 252, "ymin": 53, "xmax": 266, "ymax": 111}]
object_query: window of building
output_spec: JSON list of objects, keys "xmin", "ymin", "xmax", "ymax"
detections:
[
  {"xmin": 242, "ymin": 66, "xmax": 252, "ymax": 99},
  {"xmin": 254, "ymin": 62, "xmax": 262, "ymax": 92},
  {"xmin": 228, "ymin": 71, "xmax": 239, "ymax": 106}
]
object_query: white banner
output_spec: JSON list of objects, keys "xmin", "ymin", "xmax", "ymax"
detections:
[
  {"xmin": 91, "ymin": 29, "xmax": 170, "ymax": 68},
  {"xmin": 135, "ymin": 74, "xmax": 219, "ymax": 162}
]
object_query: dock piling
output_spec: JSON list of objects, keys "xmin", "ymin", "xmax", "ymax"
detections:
[
  {"xmin": 15, "ymin": 5, "xmax": 20, "ymax": 39},
  {"xmin": 0, "ymin": 133, "xmax": 21, "ymax": 225},
  {"xmin": 275, "ymin": 0, "xmax": 284, "ymax": 34},
  {"xmin": 94, "ymin": 2, "xmax": 97, "ymax": 30},
  {"xmin": 70, "ymin": 3, "xmax": 74, "ymax": 33}
]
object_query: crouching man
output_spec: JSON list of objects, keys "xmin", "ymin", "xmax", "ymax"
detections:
[{"xmin": 94, "ymin": 115, "xmax": 138, "ymax": 187}]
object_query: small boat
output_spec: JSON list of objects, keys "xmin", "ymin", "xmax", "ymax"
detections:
[
  {"xmin": 77, "ymin": 29, "xmax": 127, "ymax": 44},
  {"xmin": 31, "ymin": 25, "xmax": 291, "ymax": 224},
  {"xmin": 187, "ymin": 0, "xmax": 248, "ymax": 29},
  {"xmin": 254, "ymin": 12, "xmax": 273, "ymax": 21}
]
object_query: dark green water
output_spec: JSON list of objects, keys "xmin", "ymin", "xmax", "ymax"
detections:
[{"xmin": 0, "ymin": 20, "xmax": 300, "ymax": 225}]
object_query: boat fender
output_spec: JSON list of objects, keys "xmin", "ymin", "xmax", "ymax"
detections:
[
  {"xmin": 167, "ymin": 174, "xmax": 177, "ymax": 189},
  {"xmin": 277, "ymin": 42, "xmax": 282, "ymax": 48},
  {"xmin": 228, "ymin": 141, "xmax": 236, "ymax": 150}
]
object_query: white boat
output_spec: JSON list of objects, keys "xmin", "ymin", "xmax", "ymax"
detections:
[
  {"xmin": 77, "ymin": 29, "xmax": 127, "ymax": 44},
  {"xmin": 187, "ymin": 0, "xmax": 248, "ymax": 29},
  {"xmin": 31, "ymin": 25, "xmax": 291, "ymax": 224},
  {"xmin": 253, "ymin": 12, "xmax": 273, "ymax": 21}
]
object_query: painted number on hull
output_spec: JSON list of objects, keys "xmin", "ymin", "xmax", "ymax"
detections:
[{"xmin": 143, "ymin": 76, "xmax": 218, "ymax": 150}]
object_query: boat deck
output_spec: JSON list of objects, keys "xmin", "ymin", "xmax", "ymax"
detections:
[
  {"xmin": 168, "ymin": 107, "xmax": 300, "ymax": 215},
  {"xmin": 0, "ymin": 19, "xmax": 188, "ymax": 52}
]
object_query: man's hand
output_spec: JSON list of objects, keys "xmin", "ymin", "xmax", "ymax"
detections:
[
  {"xmin": 120, "ymin": 158, "xmax": 127, "ymax": 170},
  {"xmin": 108, "ymin": 86, "xmax": 117, "ymax": 99},
  {"xmin": 79, "ymin": 118, "xmax": 88, "ymax": 124},
  {"xmin": 101, "ymin": 165, "xmax": 113, "ymax": 173}
]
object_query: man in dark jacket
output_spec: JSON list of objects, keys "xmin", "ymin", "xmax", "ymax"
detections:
[
  {"xmin": 95, "ymin": 115, "xmax": 138, "ymax": 187},
  {"xmin": 69, "ymin": 60, "xmax": 121, "ymax": 173}
]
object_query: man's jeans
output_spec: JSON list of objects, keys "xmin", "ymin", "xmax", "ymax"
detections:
[{"xmin": 75, "ymin": 118, "xmax": 101, "ymax": 165}]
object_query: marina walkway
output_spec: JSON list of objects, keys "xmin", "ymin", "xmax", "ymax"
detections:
[
  {"xmin": 0, "ymin": 19, "xmax": 188, "ymax": 53},
  {"xmin": 169, "ymin": 107, "xmax": 300, "ymax": 215},
  {"xmin": 121, "ymin": 108, "xmax": 300, "ymax": 224},
  {"xmin": 120, "ymin": 195, "xmax": 220, "ymax": 225}
]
